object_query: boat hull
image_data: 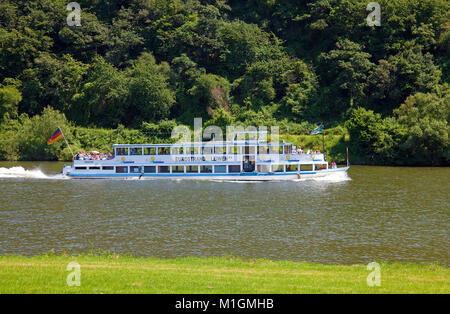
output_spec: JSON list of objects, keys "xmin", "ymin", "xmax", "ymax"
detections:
[{"xmin": 65, "ymin": 167, "xmax": 349, "ymax": 181}]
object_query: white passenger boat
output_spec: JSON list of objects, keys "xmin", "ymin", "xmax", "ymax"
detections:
[{"xmin": 62, "ymin": 132, "xmax": 349, "ymax": 180}]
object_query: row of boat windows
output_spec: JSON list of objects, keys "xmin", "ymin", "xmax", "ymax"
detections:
[
  {"xmin": 115, "ymin": 146, "xmax": 292, "ymax": 156},
  {"xmin": 74, "ymin": 164, "xmax": 317, "ymax": 173}
]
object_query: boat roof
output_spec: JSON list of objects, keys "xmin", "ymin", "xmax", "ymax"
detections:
[{"xmin": 113, "ymin": 141, "xmax": 292, "ymax": 148}]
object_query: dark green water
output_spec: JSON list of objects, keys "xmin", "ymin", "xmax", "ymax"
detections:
[{"xmin": 0, "ymin": 162, "xmax": 448, "ymax": 265}]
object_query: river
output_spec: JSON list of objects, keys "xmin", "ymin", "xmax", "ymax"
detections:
[{"xmin": 0, "ymin": 162, "xmax": 448, "ymax": 265}]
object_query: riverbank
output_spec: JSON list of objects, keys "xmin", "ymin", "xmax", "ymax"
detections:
[{"xmin": 0, "ymin": 255, "xmax": 447, "ymax": 294}]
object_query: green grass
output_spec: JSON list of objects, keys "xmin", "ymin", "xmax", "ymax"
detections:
[{"xmin": 0, "ymin": 255, "xmax": 447, "ymax": 294}]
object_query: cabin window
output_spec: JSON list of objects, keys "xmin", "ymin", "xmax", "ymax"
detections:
[
  {"xmin": 144, "ymin": 166, "xmax": 156, "ymax": 173},
  {"xmin": 286, "ymin": 164, "xmax": 298, "ymax": 172},
  {"xmin": 159, "ymin": 147, "xmax": 170, "ymax": 155},
  {"xmin": 130, "ymin": 147, "xmax": 142, "ymax": 155},
  {"xmin": 116, "ymin": 166, "xmax": 128, "ymax": 173},
  {"xmin": 75, "ymin": 167, "xmax": 87, "ymax": 170},
  {"xmin": 144, "ymin": 147, "xmax": 156, "ymax": 155},
  {"xmin": 285, "ymin": 145, "xmax": 292, "ymax": 154},
  {"xmin": 258, "ymin": 146, "xmax": 269, "ymax": 155},
  {"xmin": 186, "ymin": 166, "xmax": 198, "ymax": 173},
  {"xmin": 130, "ymin": 166, "xmax": 142, "ymax": 173},
  {"xmin": 158, "ymin": 166, "xmax": 169, "ymax": 173},
  {"xmin": 171, "ymin": 147, "xmax": 184, "ymax": 155},
  {"xmin": 214, "ymin": 146, "xmax": 225, "ymax": 155},
  {"xmin": 200, "ymin": 166, "xmax": 213, "ymax": 173},
  {"xmin": 172, "ymin": 166, "xmax": 184, "ymax": 173},
  {"xmin": 300, "ymin": 164, "xmax": 313, "ymax": 171},
  {"xmin": 117, "ymin": 148, "xmax": 128, "ymax": 156},
  {"xmin": 272, "ymin": 165, "xmax": 284, "ymax": 173},
  {"xmin": 228, "ymin": 165, "xmax": 241, "ymax": 173},
  {"xmin": 257, "ymin": 165, "xmax": 271, "ymax": 173},
  {"xmin": 202, "ymin": 146, "xmax": 213, "ymax": 154},
  {"xmin": 269, "ymin": 145, "xmax": 280, "ymax": 155},
  {"xmin": 184, "ymin": 147, "xmax": 193, "ymax": 155},
  {"xmin": 214, "ymin": 165, "xmax": 227, "ymax": 173},
  {"xmin": 89, "ymin": 167, "xmax": 101, "ymax": 170},
  {"xmin": 102, "ymin": 166, "xmax": 114, "ymax": 171}
]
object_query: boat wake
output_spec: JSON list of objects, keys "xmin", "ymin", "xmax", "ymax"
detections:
[
  {"xmin": 0, "ymin": 167, "xmax": 64, "ymax": 180},
  {"xmin": 308, "ymin": 171, "xmax": 352, "ymax": 182}
]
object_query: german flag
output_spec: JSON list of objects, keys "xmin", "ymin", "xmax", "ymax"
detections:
[{"xmin": 47, "ymin": 128, "xmax": 63, "ymax": 145}]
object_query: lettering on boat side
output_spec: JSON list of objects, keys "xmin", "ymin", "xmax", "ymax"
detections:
[{"xmin": 175, "ymin": 156, "xmax": 228, "ymax": 162}]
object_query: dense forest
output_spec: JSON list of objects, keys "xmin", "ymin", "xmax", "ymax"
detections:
[{"xmin": 0, "ymin": 0, "xmax": 448, "ymax": 165}]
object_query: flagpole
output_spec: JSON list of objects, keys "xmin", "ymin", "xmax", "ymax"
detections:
[
  {"xmin": 322, "ymin": 122, "xmax": 325, "ymax": 155},
  {"xmin": 58, "ymin": 126, "xmax": 74, "ymax": 158}
]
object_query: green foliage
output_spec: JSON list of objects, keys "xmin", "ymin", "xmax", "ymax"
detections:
[
  {"xmin": 0, "ymin": 107, "xmax": 75, "ymax": 161},
  {"xmin": 0, "ymin": 83, "xmax": 22, "ymax": 121},
  {"xmin": 394, "ymin": 89, "xmax": 449, "ymax": 165},
  {"xmin": 126, "ymin": 53, "xmax": 175, "ymax": 126},
  {"xmin": 0, "ymin": 0, "xmax": 448, "ymax": 165}
]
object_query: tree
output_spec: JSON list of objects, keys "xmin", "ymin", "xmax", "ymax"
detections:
[
  {"xmin": 318, "ymin": 39, "xmax": 375, "ymax": 117},
  {"xmin": 71, "ymin": 57, "xmax": 128, "ymax": 127},
  {"xmin": 394, "ymin": 89, "xmax": 449, "ymax": 165},
  {"xmin": 126, "ymin": 53, "xmax": 175, "ymax": 126},
  {"xmin": 0, "ymin": 83, "xmax": 22, "ymax": 121}
]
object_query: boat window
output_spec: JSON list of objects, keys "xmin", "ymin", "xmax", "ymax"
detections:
[
  {"xmin": 102, "ymin": 166, "xmax": 114, "ymax": 171},
  {"xmin": 130, "ymin": 147, "xmax": 142, "ymax": 155},
  {"xmin": 130, "ymin": 166, "xmax": 142, "ymax": 173},
  {"xmin": 286, "ymin": 164, "xmax": 298, "ymax": 172},
  {"xmin": 269, "ymin": 145, "xmax": 280, "ymax": 155},
  {"xmin": 257, "ymin": 165, "xmax": 271, "ymax": 173},
  {"xmin": 171, "ymin": 147, "xmax": 184, "ymax": 155},
  {"xmin": 172, "ymin": 166, "xmax": 184, "ymax": 173},
  {"xmin": 89, "ymin": 167, "xmax": 101, "ymax": 170},
  {"xmin": 185, "ymin": 146, "xmax": 194, "ymax": 156},
  {"xmin": 116, "ymin": 166, "xmax": 128, "ymax": 173},
  {"xmin": 144, "ymin": 166, "xmax": 156, "ymax": 173},
  {"xmin": 186, "ymin": 166, "xmax": 198, "ymax": 173},
  {"xmin": 285, "ymin": 145, "xmax": 292, "ymax": 154},
  {"xmin": 258, "ymin": 146, "xmax": 269, "ymax": 155},
  {"xmin": 228, "ymin": 165, "xmax": 241, "ymax": 173},
  {"xmin": 117, "ymin": 148, "xmax": 128, "ymax": 156},
  {"xmin": 214, "ymin": 165, "xmax": 227, "ymax": 173},
  {"xmin": 202, "ymin": 146, "xmax": 213, "ymax": 154},
  {"xmin": 200, "ymin": 165, "xmax": 213, "ymax": 173},
  {"xmin": 75, "ymin": 167, "xmax": 87, "ymax": 170},
  {"xmin": 300, "ymin": 164, "xmax": 313, "ymax": 171},
  {"xmin": 144, "ymin": 147, "xmax": 156, "ymax": 155},
  {"xmin": 272, "ymin": 165, "xmax": 284, "ymax": 173},
  {"xmin": 159, "ymin": 147, "xmax": 170, "ymax": 155},
  {"xmin": 214, "ymin": 146, "xmax": 225, "ymax": 155},
  {"xmin": 158, "ymin": 166, "xmax": 170, "ymax": 173}
]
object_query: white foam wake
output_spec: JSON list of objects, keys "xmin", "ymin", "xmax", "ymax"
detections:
[
  {"xmin": 310, "ymin": 170, "xmax": 352, "ymax": 182},
  {"xmin": 0, "ymin": 167, "xmax": 62, "ymax": 179}
]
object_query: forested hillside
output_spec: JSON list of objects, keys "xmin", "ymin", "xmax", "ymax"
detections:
[{"xmin": 0, "ymin": 0, "xmax": 448, "ymax": 165}]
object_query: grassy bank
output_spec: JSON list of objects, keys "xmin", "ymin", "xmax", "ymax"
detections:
[{"xmin": 0, "ymin": 255, "xmax": 447, "ymax": 294}]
